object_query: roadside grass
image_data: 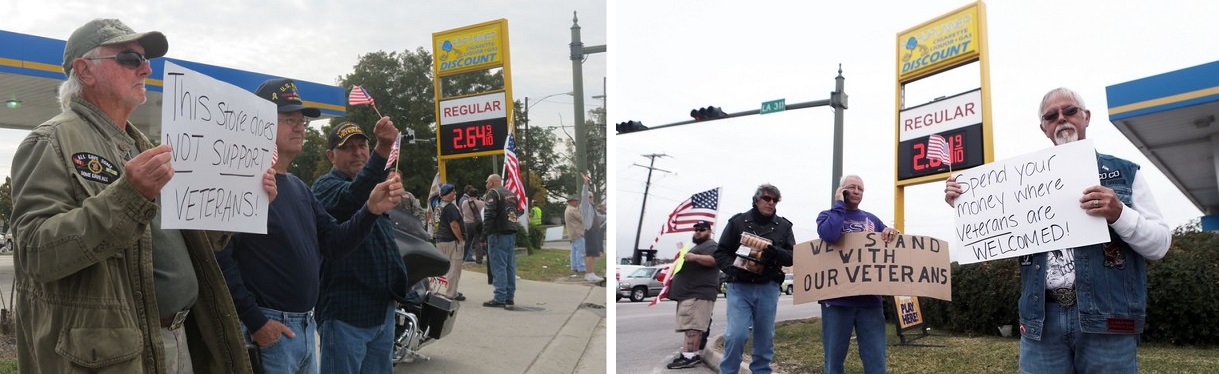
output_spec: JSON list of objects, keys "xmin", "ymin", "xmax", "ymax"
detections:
[
  {"xmin": 463, "ymin": 248, "xmax": 606, "ymax": 282},
  {"xmin": 771, "ymin": 318, "xmax": 1219, "ymax": 374}
]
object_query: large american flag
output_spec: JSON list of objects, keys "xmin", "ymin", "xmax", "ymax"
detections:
[
  {"xmin": 927, "ymin": 134, "xmax": 951, "ymax": 165},
  {"xmin": 501, "ymin": 133, "xmax": 528, "ymax": 211},
  {"xmin": 663, "ymin": 188, "xmax": 720, "ymax": 233},
  {"xmin": 348, "ymin": 85, "xmax": 376, "ymax": 106}
]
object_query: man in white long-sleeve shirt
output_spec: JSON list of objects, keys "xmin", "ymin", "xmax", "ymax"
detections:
[{"xmin": 944, "ymin": 87, "xmax": 1171, "ymax": 374}]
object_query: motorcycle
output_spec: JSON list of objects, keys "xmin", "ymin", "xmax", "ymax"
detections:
[{"xmin": 386, "ymin": 206, "xmax": 459, "ymax": 364}]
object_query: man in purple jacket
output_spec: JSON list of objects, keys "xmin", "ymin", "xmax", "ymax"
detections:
[{"xmin": 815, "ymin": 175, "xmax": 900, "ymax": 374}]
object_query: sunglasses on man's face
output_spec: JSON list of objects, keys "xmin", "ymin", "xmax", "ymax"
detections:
[
  {"xmin": 759, "ymin": 196, "xmax": 780, "ymax": 203},
  {"xmin": 694, "ymin": 228, "xmax": 709, "ymax": 232},
  {"xmin": 1041, "ymin": 105, "xmax": 1081, "ymax": 123},
  {"xmin": 85, "ymin": 50, "xmax": 148, "ymax": 69}
]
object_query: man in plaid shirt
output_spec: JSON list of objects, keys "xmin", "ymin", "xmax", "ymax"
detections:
[{"xmin": 312, "ymin": 121, "xmax": 410, "ymax": 373}]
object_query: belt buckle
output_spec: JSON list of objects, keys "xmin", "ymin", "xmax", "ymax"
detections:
[
  {"xmin": 1050, "ymin": 288, "xmax": 1076, "ymax": 308},
  {"xmin": 169, "ymin": 310, "xmax": 189, "ymax": 330}
]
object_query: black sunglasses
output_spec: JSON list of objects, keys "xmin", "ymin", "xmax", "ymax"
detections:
[
  {"xmin": 85, "ymin": 50, "xmax": 148, "ymax": 69},
  {"xmin": 759, "ymin": 196, "xmax": 780, "ymax": 203},
  {"xmin": 1041, "ymin": 105, "xmax": 1081, "ymax": 123},
  {"xmin": 693, "ymin": 228, "xmax": 709, "ymax": 232}
]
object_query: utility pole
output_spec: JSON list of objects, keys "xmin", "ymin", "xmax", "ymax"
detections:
[
  {"xmin": 631, "ymin": 153, "xmax": 669, "ymax": 265},
  {"xmin": 830, "ymin": 64, "xmax": 848, "ymax": 205},
  {"xmin": 571, "ymin": 11, "xmax": 606, "ymax": 188}
]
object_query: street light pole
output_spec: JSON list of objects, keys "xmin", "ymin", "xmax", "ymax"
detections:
[{"xmin": 570, "ymin": 11, "xmax": 605, "ymax": 189}]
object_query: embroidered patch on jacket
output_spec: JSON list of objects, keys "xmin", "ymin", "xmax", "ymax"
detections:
[
  {"xmin": 71, "ymin": 153, "xmax": 121, "ymax": 184},
  {"xmin": 1106, "ymin": 318, "xmax": 1136, "ymax": 333}
]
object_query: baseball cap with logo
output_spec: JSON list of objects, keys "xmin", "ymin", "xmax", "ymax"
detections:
[
  {"xmin": 63, "ymin": 19, "xmax": 168, "ymax": 76},
  {"xmin": 327, "ymin": 122, "xmax": 368, "ymax": 149},
  {"xmin": 440, "ymin": 184, "xmax": 456, "ymax": 196},
  {"xmin": 254, "ymin": 78, "xmax": 321, "ymax": 118}
]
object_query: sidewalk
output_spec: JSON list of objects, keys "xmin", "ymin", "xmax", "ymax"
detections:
[{"xmin": 393, "ymin": 266, "xmax": 606, "ymax": 373}]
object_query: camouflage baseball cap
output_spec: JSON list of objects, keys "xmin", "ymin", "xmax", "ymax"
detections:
[{"xmin": 63, "ymin": 19, "xmax": 167, "ymax": 76}]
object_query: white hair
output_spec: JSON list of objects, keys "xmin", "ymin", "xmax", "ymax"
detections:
[
  {"xmin": 57, "ymin": 47, "xmax": 102, "ymax": 112},
  {"xmin": 838, "ymin": 174, "xmax": 862, "ymax": 187},
  {"xmin": 1039, "ymin": 87, "xmax": 1087, "ymax": 116}
]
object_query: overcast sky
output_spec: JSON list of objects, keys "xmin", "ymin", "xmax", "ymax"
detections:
[
  {"xmin": 0, "ymin": 0, "xmax": 606, "ymax": 182},
  {"xmin": 609, "ymin": 0, "xmax": 1215, "ymax": 263}
]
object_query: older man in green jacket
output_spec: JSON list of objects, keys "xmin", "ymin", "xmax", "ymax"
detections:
[{"xmin": 10, "ymin": 19, "xmax": 267, "ymax": 373}]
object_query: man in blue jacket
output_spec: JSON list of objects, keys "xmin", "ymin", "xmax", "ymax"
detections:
[
  {"xmin": 945, "ymin": 87, "xmax": 1170, "ymax": 373},
  {"xmin": 815, "ymin": 175, "xmax": 899, "ymax": 374}
]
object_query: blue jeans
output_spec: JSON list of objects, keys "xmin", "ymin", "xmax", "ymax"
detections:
[
  {"xmin": 1019, "ymin": 300, "xmax": 1138, "ymax": 373},
  {"xmin": 488, "ymin": 233, "xmax": 517, "ymax": 302},
  {"xmin": 319, "ymin": 303, "xmax": 396, "ymax": 373},
  {"xmin": 820, "ymin": 304, "xmax": 887, "ymax": 374},
  {"xmin": 720, "ymin": 282, "xmax": 779, "ymax": 374},
  {"xmin": 241, "ymin": 308, "xmax": 317, "ymax": 374},
  {"xmin": 570, "ymin": 237, "xmax": 586, "ymax": 272}
]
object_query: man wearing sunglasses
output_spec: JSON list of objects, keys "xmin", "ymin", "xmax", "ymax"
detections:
[
  {"xmin": 944, "ymin": 87, "xmax": 1170, "ymax": 373},
  {"xmin": 713, "ymin": 184, "xmax": 794, "ymax": 374},
  {"xmin": 10, "ymin": 19, "xmax": 272, "ymax": 373},
  {"xmin": 815, "ymin": 175, "xmax": 899, "ymax": 374},
  {"xmin": 665, "ymin": 220, "xmax": 719, "ymax": 369}
]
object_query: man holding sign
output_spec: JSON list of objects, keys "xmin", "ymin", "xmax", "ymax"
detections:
[
  {"xmin": 815, "ymin": 175, "xmax": 897, "ymax": 374},
  {"xmin": 713, "ymin": 184, "xmax": 794, "ymax": 374},
  {"xmin": 11, "ymin": 19, "xmax": 273, "ymax": 373},
  {"xmin": 216, "ymin": 79, "xmax": 404, "ymax": 374},
  {"xmin": 944, "ymin": 88, "xmax": 1171, "ymax": 373}
]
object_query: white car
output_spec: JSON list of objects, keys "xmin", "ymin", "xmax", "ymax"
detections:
[{"xmin": 781, "ymin": 273, "xmax": 794, "ymax": 295}]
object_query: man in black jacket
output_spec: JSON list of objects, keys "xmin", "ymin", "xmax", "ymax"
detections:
[{"xmin": 713, "ymin": 184, "xmax": 794, "ymax": 374}]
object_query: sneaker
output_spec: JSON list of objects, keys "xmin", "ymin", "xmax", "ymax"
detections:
[
  {"xmin": 504, "ymin": 300, "xmax": 515, "ymax": 310},
  {"xmin": 453, "ymin": 293, "xmax": 466, "ymax": 301},
  {"xmin": 666, "ymin": 355, "xmax": 702, "ymax": 369},
  {"xmin": 483, "ymin": 300, "xmax": 507, "ymax": 308},
  {"xmin": 585, "ymin": 273, "xmax": 604, "ymax": 283}
]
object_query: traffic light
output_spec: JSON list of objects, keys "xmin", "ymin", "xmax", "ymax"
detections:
[
  {"xmin": 690, "ymin": 106, "xmax": 728, "ymax": 121},
  {"xmin": 616, "ymin": 121, "xmax": 648, "ymax": 134}
]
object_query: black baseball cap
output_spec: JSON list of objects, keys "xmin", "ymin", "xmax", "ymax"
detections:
[
  {"xmin": 254, "ymin": 78, "xmax": 321, "ymax": 118},
  {"xmin": 693, "ymin": 220, "xmax": 711, "ymax": 229},
  {"xmin": 327, "ymin": 122, "xmax": 368, "ymax": 149}
]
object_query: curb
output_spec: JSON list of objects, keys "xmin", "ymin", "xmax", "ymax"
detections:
[
  {"xmin": 524, "ymin": 285, "xmax": 604, "ymax": 374},
  {"xmin": 702, "ymin": 334, "xmax": 752, "ymax": 374}
]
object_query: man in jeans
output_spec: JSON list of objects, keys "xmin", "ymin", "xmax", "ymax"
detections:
[
  {"xmin": 713, "ymin": 184, "xmax": 794, "ymax": 374},
  {"xmin": 481, "ymin": 174, "xmax": 523, "ymax": 310},
  {"xmin": 461, "ymin": 186, "xmax": 486, "ymax": 264},
  {"xmin": 218, "ymin": 79, "xmax": 404, "ymax": 373},
  {"xmin": 816, "ymin": 175, "xmax": 899, "ymax": 374},
  {"xmin": 312, "ymin": 120, "xmax": 411, "ymax": 373},
  {"xmin": 945, "ymin": 87, "xmax": 1170, "ymax": 373}
]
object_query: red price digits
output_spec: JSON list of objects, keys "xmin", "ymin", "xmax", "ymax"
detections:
[
  {"xmin": 452, "ymin": 128, "xmax": 464, "ymax": 149},
  {"xmin": 912, "ymin": 143, "xmax": 926, "ymax": 171},
  {"xmin": 950, "ymin": 134, "xmax": 964, "ymax": 164},
  {"xmin": 482, "ymin": 124, "xmax": 494, "ymax": 146},
  {"xmin": 465, "ymin": 126, "xmax": 479, "ymax": 148}
]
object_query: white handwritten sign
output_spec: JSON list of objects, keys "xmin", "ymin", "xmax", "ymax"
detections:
[
  {"xmin": 951, "ymin": 139, "xmax": 1108, "ymax": 264},
  {"xmin": 792, "ymin": 232, "xmax": 952, "ymax": 304},
  {"xmin": 159, "ymin": 61, "xmax": 276, "ymax": 233}
]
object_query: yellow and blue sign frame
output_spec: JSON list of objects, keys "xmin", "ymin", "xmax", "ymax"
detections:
[{"xmin": 431, "ymin": 19, "xmax": 514, "ymax": 182}]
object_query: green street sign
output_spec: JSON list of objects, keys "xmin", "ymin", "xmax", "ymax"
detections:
[{"xmin": 761, "ymin": 99, "xmax": 786, "ymax": 115}]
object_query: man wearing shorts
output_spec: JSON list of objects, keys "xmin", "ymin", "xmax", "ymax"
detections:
[{"xmin": 666, "ymin": 220, "xmax": 719, "ymax": 369}]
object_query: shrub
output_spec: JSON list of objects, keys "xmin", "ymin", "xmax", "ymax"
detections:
[
  {"xmin": 1143, "ymin": 231, "xmax": 1219, "ymax": 345},
  {"xmin": 919, "ymin": 258, "xmax": 1021, "ymax": 337},
  {"xmin": 528, "ymin": 223, "xmax": 547, "ymax": 251}
]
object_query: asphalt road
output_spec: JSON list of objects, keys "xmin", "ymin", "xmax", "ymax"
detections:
[{"xmin": 615, "ymin": 290, "xmax": 823, "ymax": 373}]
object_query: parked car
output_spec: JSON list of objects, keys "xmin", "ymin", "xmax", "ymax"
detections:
[
  {"xmin": 781, "ymin": 273, "xmax": 794, "ymax": 295},
  {"xmin": 617, "ymin": 266, "xmax": 664, "ymax": 302}
]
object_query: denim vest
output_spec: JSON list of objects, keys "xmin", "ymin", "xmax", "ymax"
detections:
[{"xmin": 1018, "ymin": 153, "xmax": 1145, "ymax": 340}]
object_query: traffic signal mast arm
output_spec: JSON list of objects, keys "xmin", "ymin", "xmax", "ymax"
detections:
[{"xmin": 614, "ymin": 98, "xmax": 837, "ymax": 135}]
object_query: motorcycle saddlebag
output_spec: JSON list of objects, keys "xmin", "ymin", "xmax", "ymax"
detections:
[{"xmin": 421, "ymin": 293, "xmax": 459, "ymax": 340}]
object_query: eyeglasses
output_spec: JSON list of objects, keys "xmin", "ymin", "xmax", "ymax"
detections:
[
  {"xmin": 1041, "ymin": 105, "xmax": 1082, "ymax": 123},
  {"xmin": 85, "ymin": 50, "xmax": 148, "ymax": 69},
  {"xmin": 278, "ymin": 118, "xmax": 308, "ymax": 128},
  {"xmin": 759, "ymin": 196, "xmax": 780, "ymax": 203},
  {"xmin": 694, "ymin": 228, "xmax": 709, "ymax": 232}
]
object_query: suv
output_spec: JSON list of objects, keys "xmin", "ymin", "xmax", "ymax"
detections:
[
  {"xmin": 781, "ymin": 273, "xmax": 794, "ymax": 295},
  {"xmin": 617, "ymin": 266, "xmax": 665, "ymax": 302}
]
